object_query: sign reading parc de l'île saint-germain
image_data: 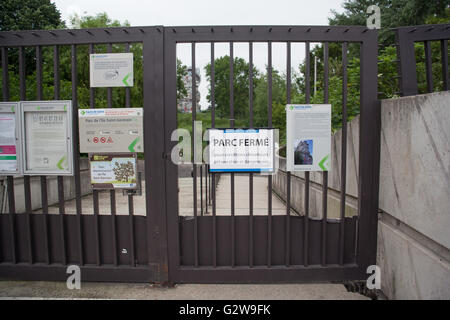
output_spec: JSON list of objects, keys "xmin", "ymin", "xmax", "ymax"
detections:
[
  {"xmin": 209, "ymin": 129, "xmax": 275, "ymax": 173},
  {"xmin": 78, "ymin": 108, "xmax": 144, "ymax": 153}
]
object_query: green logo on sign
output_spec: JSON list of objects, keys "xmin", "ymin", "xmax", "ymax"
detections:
[{"xmin": 122, "ymin": 73, "xmax": 131, "ymax": 86}]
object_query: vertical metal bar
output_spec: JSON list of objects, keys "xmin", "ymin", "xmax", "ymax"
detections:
[
  {"xmin": 54, "ymin": 45, "xmax": 67, "ymax": 265},
  {"xmin": 210, "ymin": 42, "xmax": 217, "ymax": 268},
  {"xmin": 2, "ymin": 47, "xmax": 17, "ymax": 264},
  {"xmin": 89, "ymin": 43, "xmax": 101, "ymax": 266},
  {"xmin": 105, "ymin": 43, "xmax": 118, "ymax": 267},
  {"xmin": 249, "ymin": 41, "xmax": 254, "ymax": 268},
  {"xmin": 36, "ymin": 45, "xmax": 50, "ymax": 264},
  {"xmin": 357, "ymin": 30, "xmax": 380, "ymax": 270},
  {"xmin": 303, "ymin": 42, "xmax": 311, "ymax": 267},
  {"xmin": 204, "ymin": 164, "xmax": 210, "ymax": 214},
  {"xmin": 339, "ymin": 42, "xmax": 349, "ymax": 266},
  {"xmin": 1, "ymin": 47, "xmax": 9, "ymax": 101},
  {"xmin": 19, "ymin": 46, "xmax": 34, "ymax": 264},
  {"xmin": 424, "ymin": 41, "xmax": 433, "ymax": 93},
  {"xmin": 229, "ymin": 41, "xmax": 235, "ymax": 267},
  {"xmin": 110, "ymin": 189, "xmax": 118, "ymax": 266},
  {"xmin": 124, "ymin": 42, "xmax": 135, "ymax": 266},
  {"xmin": 191, "ymin": 42, "xmax": 199, "ymax": 267},
  {"xmin": 267, "ymin": 41, "xmax": 272, "ymax": 268},
  {"xmin": 441, "ymin": 40, "xmax": 449, "ymax": 91},
  {"xmin": 395, "ymin": 29, "xmax": 418, "ymax": 96},
  {"xmin": 107, "ymin": 43, "xmax": 113, "ymax": 106},
  {"xmin": 321, "ymin": 42, "xmax": 329, "ymax": 267},
  {"xmin": 89, "ymin": 44, "xmax": 96, "ymax": 108},
  {"xmin": 71, "ymin": 44, "xmax": 84, "ymax": 265},
  {"xmin": 6, "ymin": 177, "xmax": 17, "ymax": 263},
  {"xmin": 285, "ymin": 41, "xmax": 291, "ymax": 267},
  {"xmin": 200, "ymin": 162, "xmax": 203, "ymax": 216}
]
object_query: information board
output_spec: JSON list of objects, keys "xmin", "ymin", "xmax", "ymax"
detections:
[
  {"xmin": 79, "ymin": 108, "xmax": 144, "ymax": 153},
  {"xmin": 209, "ymin": 128, "xmax": 274, "ymax": 172},
  {"xmin": 90, "ymin": 53, "xmax": 133, "ymax": 87},
  {"xmin": 286, "ymin": 104, "xmax": 331, "ymax": 172},
  {"xmin": 0, "ymin": 102, "xmax": 22, "ymax": 175},
  {"xmin": 90, "ymin": 153, "xmax": 137, "ymax": 189},
  {"xmin": 20, "ymin": 101, "xmax": 73, "ymax": 175}
]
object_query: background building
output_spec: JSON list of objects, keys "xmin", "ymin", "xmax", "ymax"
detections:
[{"xmin": 178, "ymin": 67, "xmax": 201, "ymax": 113}]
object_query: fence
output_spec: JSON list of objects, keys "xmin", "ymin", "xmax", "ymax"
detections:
[
  {"xmin": 0, "ymin": 25, "xmax": 381, "ymax": 284},
  {"xmin": 395, "ymin": 24, "xmax": 449, "ymax": 96}
]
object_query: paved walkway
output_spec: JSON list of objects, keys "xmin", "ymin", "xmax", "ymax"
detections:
[
  {"xmin": 213, "ymin": 174, "xmax": 295, "ymax": 216},
  {"xmin": 0, "ymin": 281, "xmax": 368, "ymax": 300},
  {"xmin": 35, "ymin": 174, "xmax": 294, "ymax": 217},
  {"xmin": 15, "ymin": 174, "xmax": 369, "ymax": 300}
]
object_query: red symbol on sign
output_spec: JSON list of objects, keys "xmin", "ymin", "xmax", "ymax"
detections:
[
  {"xmin": 100, "ymin": 137, "xmax": 106, "ymax": 143},
  {"xmin": 93, "ymin": 137, "xmax": 99, "ymax": 143},
  {"xmin": 107, "ymin": 137, "xmax": 113, "ymax": 143}
]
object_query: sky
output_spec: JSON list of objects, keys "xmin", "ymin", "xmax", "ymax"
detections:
[{"xmin": 52, "ymin": 0, "xmax": 346, "ymax": 109}]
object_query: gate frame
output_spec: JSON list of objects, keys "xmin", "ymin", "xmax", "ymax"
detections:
[
  {"xmin": 0, "ymin": 26, "xmax": 169, "ymax": 283},
  {"xmin": 163, "ymin": 25, "xmax": 380, "ymax": 283}
]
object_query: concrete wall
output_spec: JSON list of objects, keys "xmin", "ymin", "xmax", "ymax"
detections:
[
  {"xmin": 377, "ymin": 92, "xmax": 450, "ymax": 300},
  {"xmin": 1, "ymin": 158, "xmax": 92, "ymax": 213},
  {"xmin": 272, "ymin": 91, "xmax": 450, "ymax": 299}
]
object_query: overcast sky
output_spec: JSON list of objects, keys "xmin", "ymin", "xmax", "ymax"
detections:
[{"xmin": 52, "ymin": 0, "xmax": 346, "ymax": 109}]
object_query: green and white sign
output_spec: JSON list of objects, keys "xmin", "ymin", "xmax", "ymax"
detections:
[
  {"xmin": 90, "ymin": 53, "xmax": 133, "ymax": 87},
  {"xmin": 286, "ymin": 104, "xmax": 331, "ymax": 172},
  {"xmin": 20, "ymin": 101, "xmax": 73, "ymax": 175},
  {"xmin": 78, "ymin": 108, "xmax": 144, "ymax": 153},
  {"xmin": 0, "ymin": 102, "xmax": 22, "ymax": 175}
]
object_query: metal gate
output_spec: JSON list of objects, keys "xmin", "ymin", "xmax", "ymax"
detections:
[
  {"xmin": 0, "ymin": 25, "xmax": 380, "ymax": 284},
  {"xmin": 0, "ymin": 26, "xmax": 167, "ymax": 282},
  {"xmin": 164, "ymin": 26, "xmax": 380, "ymax": 283}
]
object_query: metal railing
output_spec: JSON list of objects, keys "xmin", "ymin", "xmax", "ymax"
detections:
[{"xmin": 395, "ymin": 24, "xmax": 449, "ymax": 96}]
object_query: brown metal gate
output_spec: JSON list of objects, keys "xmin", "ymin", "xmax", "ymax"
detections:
[
  {"xmin": 0, "ymin": 25, "xmax": 380, "ymax": 284},
  {"xmin": 164, "ymin": 26, "xmax": 380, "ymax": 283},
  {"xmin": 0, "ymin": 26, "xmax": 167, "ymax": 282}
]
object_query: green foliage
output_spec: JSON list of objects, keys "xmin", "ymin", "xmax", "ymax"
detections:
[
  {"xmin": 0, "ymin": 0, "xmax": 64, "ymax": 31},
  {"xmin": 328, "ymin": 0, "xmax": 449, "ymax": 45},
  {"xmin": 205, "ymin": 56, "xmax": 259, "ymax": 122},
  {"xmin": 177, "ymin": 59, "xmax": 188, "ymax": 101},
  {"xmin": 254, "ymin": 69, "xmax": 286, "ymax": 128}
]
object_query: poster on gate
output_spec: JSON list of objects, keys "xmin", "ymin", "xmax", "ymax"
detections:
[
  {"xmin": 90, "ymin": 153, "xmax": 137, "ymax": 189},
  {"xmin": 208, "ymin": 128, "xmax": 275, "ymax": 173},
  {"xmin": 20, "ymin": 101, "xmax": 74, "ymax": 176},
  {"xmin": 0, "ymin": 102, "xmax": 22, "ymax": 175},
  {"xmin": 286, "ymin": 104, "xmax": 331, "ymax": 172}
]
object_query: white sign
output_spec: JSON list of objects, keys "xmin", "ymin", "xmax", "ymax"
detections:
[
  {"xmin": 78, "ymin": 108, "xmax": 143, "ymax": 153},
  {"xmin": 286, "ymin": 104, "xmax": 331, "ymax": 171},
  {"xmin": 20, "ymin": 101, "xmax": 73, "ymax": 175},
  {"xmin": 209, "ymin": 129, "xmax": 274, "ymax": 172},
  {"xmin": 90, "ymin": 53, "xmax": 133, "ymax": 87},
  {"xmin": 0, "ymin": 102, "xmax": 22, "ymax": 175},
  {"xmin": 90, "ymin": 153, "xmax": 137, "ymax": 189}
]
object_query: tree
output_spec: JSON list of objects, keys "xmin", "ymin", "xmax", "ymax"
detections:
[
  {"xmin": 328, "ymin": 0, "xmax": 449, "ymax": 45},
  {"xmin": 0, "ymin": 0, "xmax": 65, "ymax": 76},
  {"xmin": 177, "ymin": 59, "xmax": 188, "ymax": 101},
  {"xmin": 254, "ymin": 69, "xmax": 287, "ymax": 128},
  {"xmin": 113, "ymin": 161, "xmax": 135, "ymax": 182},
  {"xmin": 0, "ymin": 0, "xmax": 64, "ymax": 31},
  {"xmin": 205, "ymin": 56, "xmax": 259, "ymax": 121}
]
